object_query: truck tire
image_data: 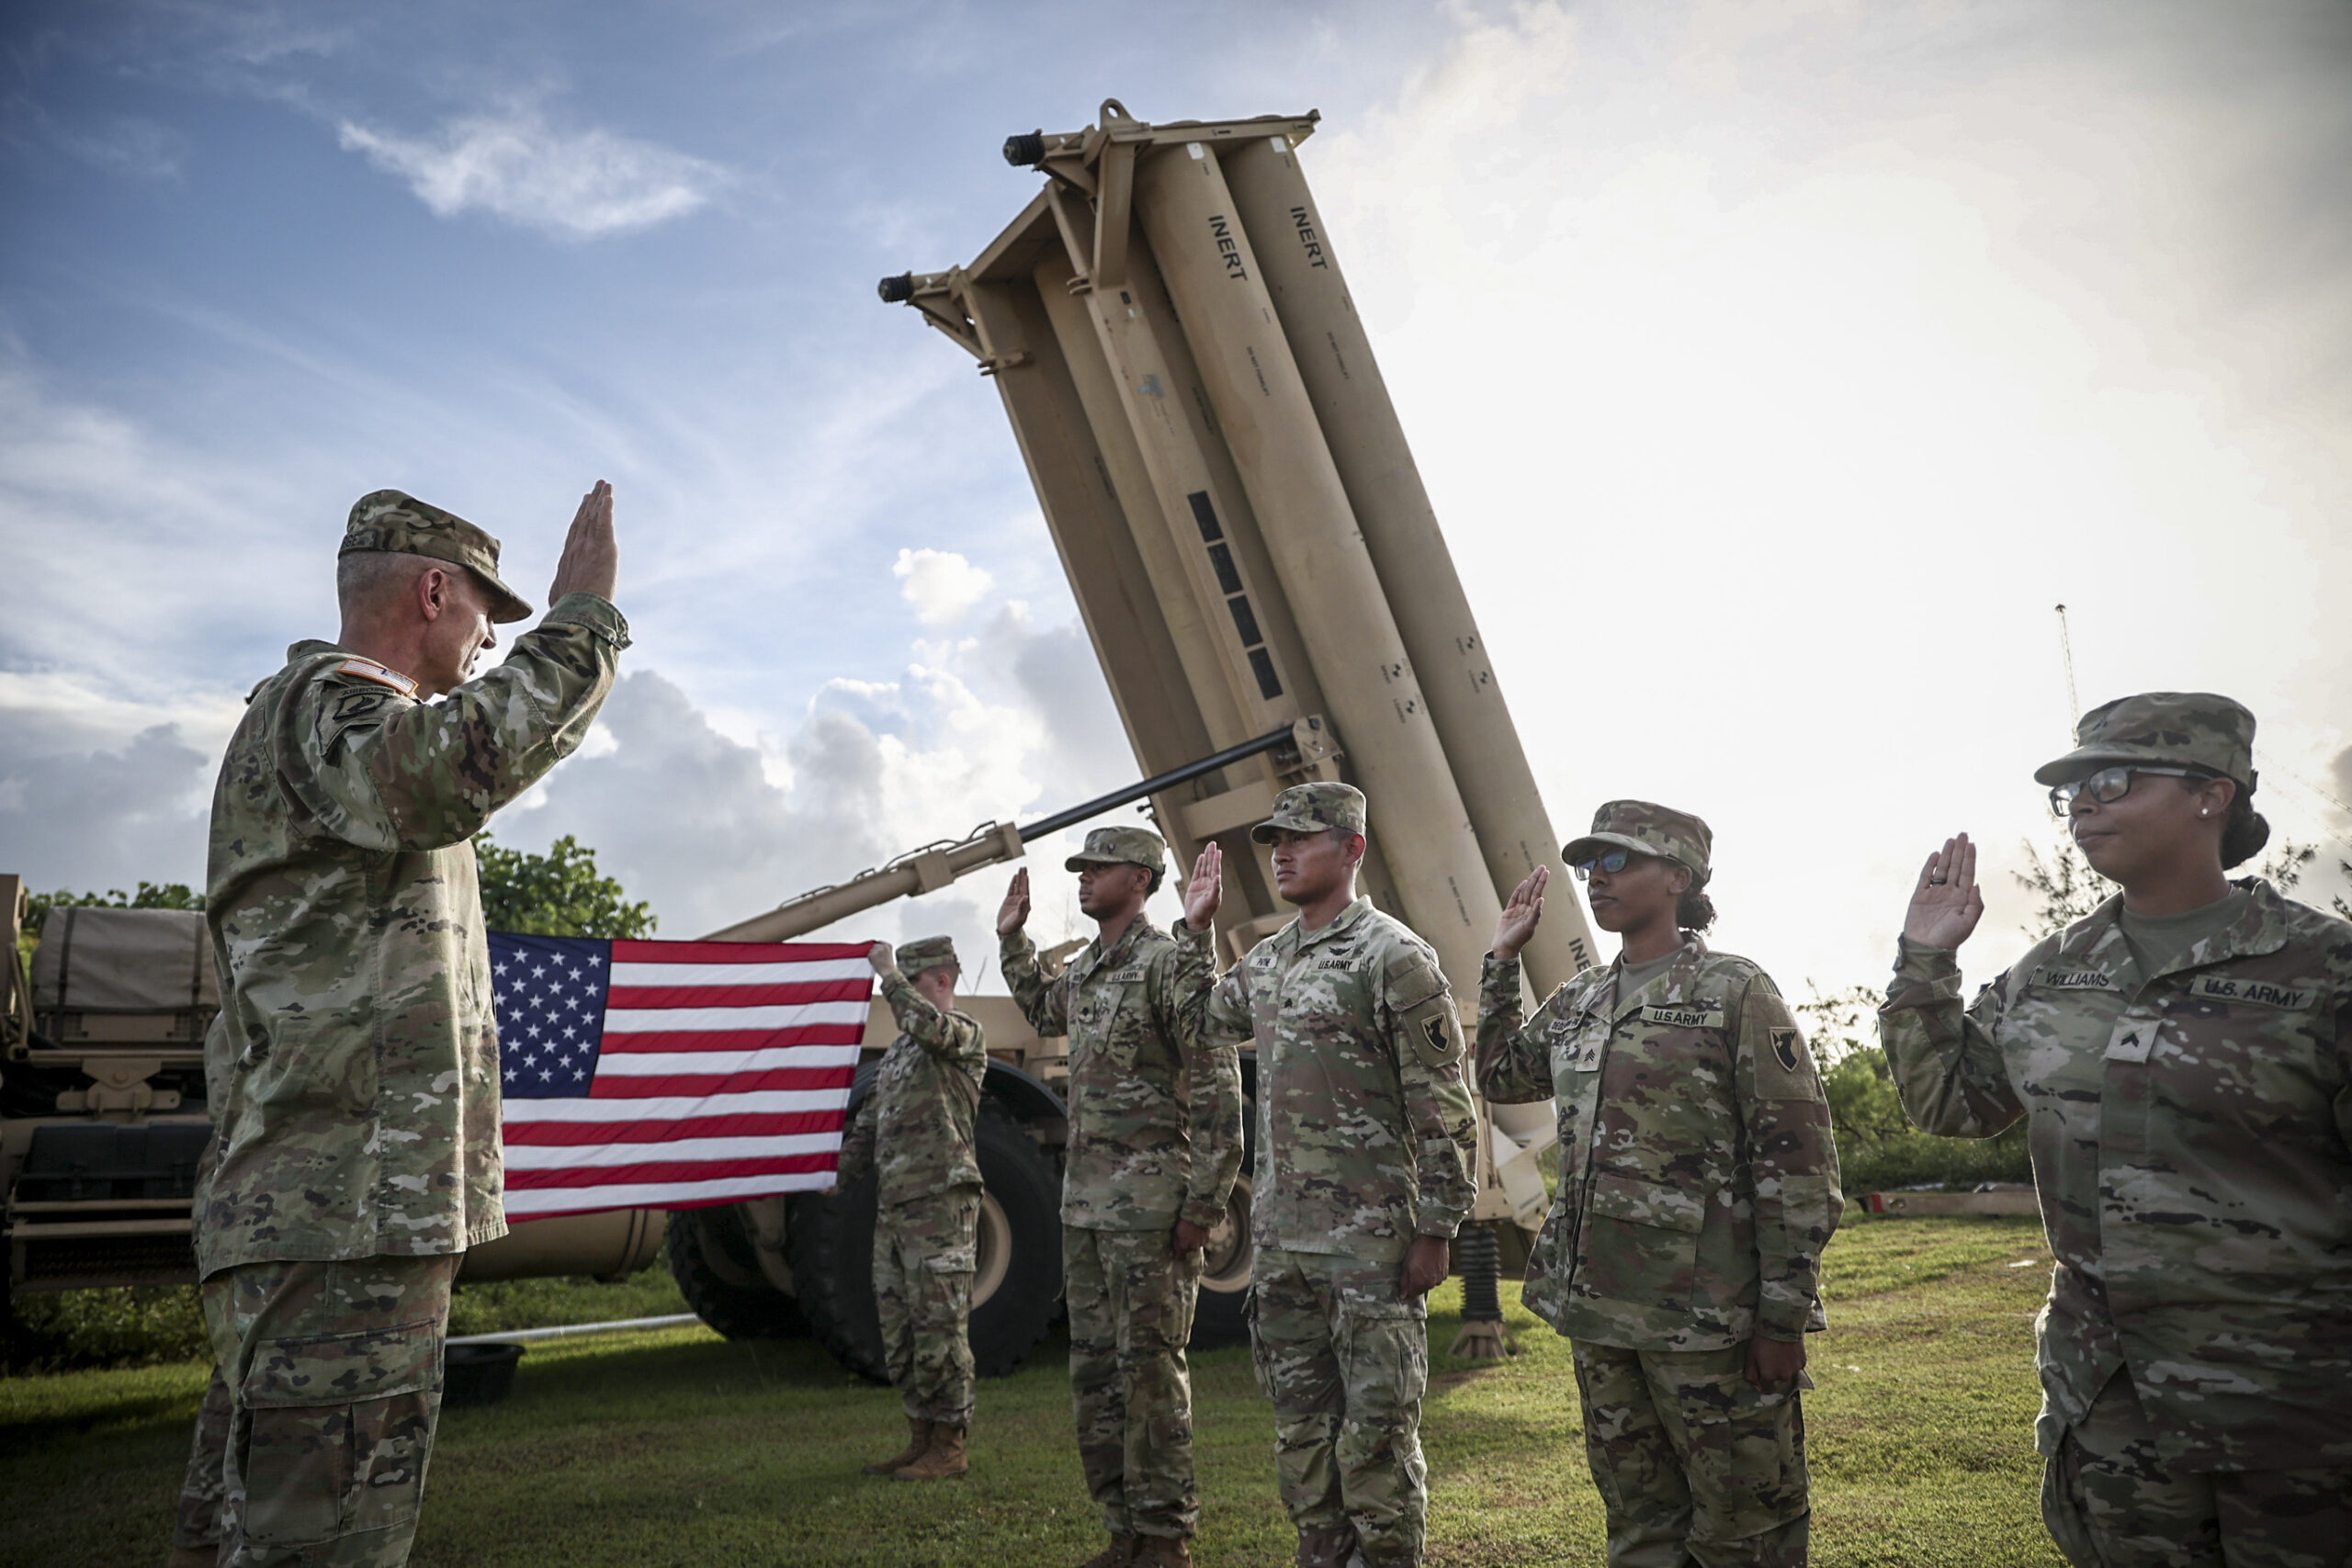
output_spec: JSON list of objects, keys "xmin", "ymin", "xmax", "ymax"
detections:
[
  {"xmin": 1190, "ymin": 1093, "xmax": 1256, "ymax": 1349},
  {"xmin": 666, "ymin": 1204, "xmax": 806, "ymax": 1340},
  {"xmin": 789, "ymin": 1102, "xmax": 1062, "ymax": 1382}
]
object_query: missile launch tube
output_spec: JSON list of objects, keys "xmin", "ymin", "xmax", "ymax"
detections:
[
  {"xmin": 1220, "ymin": 136, "xmax": 1600, "ymax": 993},
  {"xmin": 1131, "ymin": 141, "xmax": 1505, "ymax": 993}
]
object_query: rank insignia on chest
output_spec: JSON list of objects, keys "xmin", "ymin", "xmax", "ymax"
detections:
[
  {"xmin": 1770, "ymin": 1027, "xmax": 1802, "ymax": 1072},
  {"xmin": 2188, "ymin": 975, "xmax": 2313, "ymax": 1010},
  {"xmin": 2104, "ymin": 1016, "xmax": 2158, "ymax": 1063},
  {"xmin": 1639, "ymin": 1003, "xmax": 1724, "ymax": 1030}
]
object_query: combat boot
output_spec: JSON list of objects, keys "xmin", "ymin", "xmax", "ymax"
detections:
[
  {"xmin": 863, "ymin": 1417, "xmax": 931, "ymax": 1475},
  {"xmin": 1131, "ymin": 1535, "xmax": 1193, "ymax": 1568},
  {"xmin": 1077, "ymin": 1534, "xmax": 1137, "ymax": 1567},
  {"xmin": 893, "ymin": 1421, "xmax": 969, "ymax": 1481}
]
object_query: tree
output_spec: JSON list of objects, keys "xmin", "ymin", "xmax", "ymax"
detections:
[
  {"xmin": 2257, "ymin": 839, "xmax": 2316, "ymax": 891},
  {"xmin": 1792, "ymin": 985, "xmax": 1912, "ymax": 1149},
  {"xmin": 2014, "ymin": 834, "xmax": 2108, "ymax": 941},
  {"xmin": 475, "ymin": 834, "xmax": 656, "ymax": 939}
]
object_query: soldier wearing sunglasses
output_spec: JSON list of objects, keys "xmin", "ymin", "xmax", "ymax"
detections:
[
  {"xmin": 1883, "ymin": 692, "xmax": 2352, "ymax": 1566},
  {"xmin": 1474, "ymin": 800, "xmax": 1840, "ymax": 1567}
]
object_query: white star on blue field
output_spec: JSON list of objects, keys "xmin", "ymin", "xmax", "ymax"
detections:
[{"xmin": 492, "ymin": 936, "xmax": 610, "ymax": 1096}]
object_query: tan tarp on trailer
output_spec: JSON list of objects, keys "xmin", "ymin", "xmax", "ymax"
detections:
[{"xmin": 29, "ymin": 907, "xmax": 219, "ymax": 1015}]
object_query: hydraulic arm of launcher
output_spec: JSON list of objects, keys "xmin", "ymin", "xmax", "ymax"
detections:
[{"xmin": 699, "ymin": 721, "xmax": 1317, "ymax": 944}]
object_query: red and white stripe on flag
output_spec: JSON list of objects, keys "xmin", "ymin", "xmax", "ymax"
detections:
[{"xmin": 492, "ymin": 934, "xmax": 873, "ymax": 1220}]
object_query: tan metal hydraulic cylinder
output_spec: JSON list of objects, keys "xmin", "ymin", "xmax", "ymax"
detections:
[
  {"xmin": 1220, "ymin": 136, "xmax": 1600, "ymax": 992},
  {"xmin": 1130, "ymin": 139, "xmax": 1505, "ymax": 992}
]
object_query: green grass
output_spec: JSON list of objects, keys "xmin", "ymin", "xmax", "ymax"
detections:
[
  {"xmin": 3, "ymin": 1262, "xmax": 695, "ymax": 1374},
  {"xmin": 0, "ymin": 1218, "xmax": 2064, "ymax": 1568}
]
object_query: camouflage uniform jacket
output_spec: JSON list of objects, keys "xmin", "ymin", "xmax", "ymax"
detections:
[
  {"xmin": 196, "ymin": 594, "xmax": 628, "ymax": 1278},
  {"xmin": 1880, "ymin": 879, "xmax": 2352, "ymax": 1472},
  {"xmin": 836, "ymin": 972, "xmax": 988, "ymax": 1207},
  {"xmin": 1002, "ymin": 919, "xmax": 1241, "ymax": 1231},
  {"xmin": 1202, "ymin": 897, "xmax": 1478, "ymax": 1265},
  {"xmin": 1476, "ymin": 941, "xmax": 1841, "ymax": 1350}
]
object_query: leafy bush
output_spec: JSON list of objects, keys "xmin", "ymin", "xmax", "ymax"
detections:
[
  {"xmin": 1797, "ymin": 983, "xmax": 2033, "ymax": 1195},
  {"xmin": 5, "ymin": 1284, "xmax": 211, "ymax": 1373},
  {"xmin": 476, "ymin": 833, "xmax": 656, "ymax": 939}
]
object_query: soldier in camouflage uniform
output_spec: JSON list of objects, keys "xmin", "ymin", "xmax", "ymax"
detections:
[
  {"xmin": 181, "ymin": 484, "xmax": 626, "ymax": 1568},
  {"xmin": 998, "ymin": 828, "xmax": 1243, "ymax": 1568},
  {"xmin": 1476, "ymin": 801, "xmax": 1840, "ymax": 1568},
  {"xmin": 834, "ymin": 934, "xmax": 989, "ymax": 1483},
  {"xmin": 1199, "ymin": 784, "xmax": 1480, "ymax": 1568},
  {"xmin": 1883, "ymin": 693, "xmax": 2352, "ymax": 1568}
]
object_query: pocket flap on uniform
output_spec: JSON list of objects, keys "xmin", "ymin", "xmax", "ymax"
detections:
[
  {"xmin": 1586, "ymin": 1172, "xmax": 1706, "ymax": 1234},
  {"xmin": 923, "ymin": 1241, "xmax": 978, "ymax": 1275},
  {"xmin": 245, "ymin": 1316, "xmax": 441, "ymax": 1409}
]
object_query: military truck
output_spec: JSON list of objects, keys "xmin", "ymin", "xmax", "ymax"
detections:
[{"xmin": 4, "ymin": 98, "xmax": 1583, "ymax": 1381}]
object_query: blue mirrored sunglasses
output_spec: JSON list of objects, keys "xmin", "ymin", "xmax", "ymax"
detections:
[{"xmin": 1572, "ymin": 850, "xmax": 1633, "ymax": 880}]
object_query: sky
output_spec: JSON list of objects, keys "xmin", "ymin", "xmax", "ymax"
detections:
[{"xmin": 4, "ymin": 0, "xmax": 2348, "ymax": 1003}]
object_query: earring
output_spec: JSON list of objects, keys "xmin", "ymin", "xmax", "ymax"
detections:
[{"xmin": 2199, "ymin": 809, "xmax": 2209, "ymax": 818}]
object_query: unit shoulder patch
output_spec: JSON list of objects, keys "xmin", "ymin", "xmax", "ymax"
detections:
[{"xmin": 1770, "ymin": 1027, "xmax": 1802, "ymax": 1072}]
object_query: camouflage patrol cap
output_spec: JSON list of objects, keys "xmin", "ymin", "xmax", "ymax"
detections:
[
  {"xmin": 1563, "ymin": 799, "xmax": 1713, "ymax": 885},
  {"xmin": 896, "ymin": 935, "xmax": 959, "ymax": 978},
  {"xmin": 342, "ymin": 490, "xmax": 535, "ymax": 624},
  {"xmin": 1065, "ymin": 825, "xmax": 1166, "ymax": 874},
  {"xmin": 2033, "ymin": 692, "xmax": 2256, "ymax": 788},
  {"xmin": 1250, "ymin": 782, "xmax": 1367, "ymax": 844}
]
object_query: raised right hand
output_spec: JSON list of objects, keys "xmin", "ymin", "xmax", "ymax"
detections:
[
  {"xmin": 1182, "ymin": 841, "xmax": 1224, "ymax": 931},
  {"xmin": 548, "ymin": 479, "xmax": 618, "ymax": 605},
  {"xmin": 997, "ymin": 867, "xmax": 1032, "ymax": 937},
  {"xmin": 1905, "ymin": 834, "xmax": 1985, "ymax": 950},
  {"xmin": 1493, "ymin": 866, "xmax": 1547, "ymax": 961}
]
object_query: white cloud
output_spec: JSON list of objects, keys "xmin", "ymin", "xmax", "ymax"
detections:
[
  {"xmin": 493, "ymin": 582, "xmax": 1141, "ymax": 978},
  {"xmin": 0, "ymin": 674, "xmax": 243, "ymax": 895},
  {"xmin": 335, "ymin": 108, "xmax": 724, "ymax": 239},
  {"xmin": 1291, "ymin": 0, "xmax": 2352, "ymax": 987},
  {"xmin": 891, "ymin": 547, "xmax": 994, "ymax": 626}
]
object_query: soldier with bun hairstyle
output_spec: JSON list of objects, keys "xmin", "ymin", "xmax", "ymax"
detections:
[
  {"xmin": 1883, "ymin": 692, "xmax": 2352, "ymax": 1565},
  {"xmin": 1476, "ymin": 800, "xmax": 1840, "ymax": 1568}
]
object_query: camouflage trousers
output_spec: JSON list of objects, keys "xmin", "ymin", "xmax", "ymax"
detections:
[
  {"xmin": 2042, "ymin": 1368, "xmax": 2352, "ymax": 1568},
  {"xmin": 174, "ymin": 1359, "xmax": 236, "ymax": 1560},
  {"xmin": 1065, "ymin": 1224, "xmax": 1204, "ymax": 1540},
  {"xmin": 1570, "ymin": 1341, "xmax": 1811, "ymax": 1568},
  {"xmin": 1249, "ymin": 1247, "xmax": 1430, "ymax": 1568},
  {"xmin": 188, "ymin": 1253, "xmax": 458, "ymax": 1568},
  {"xmin": 874, "ymin": 1185, "xmax": 982, "ymax": 1427}
]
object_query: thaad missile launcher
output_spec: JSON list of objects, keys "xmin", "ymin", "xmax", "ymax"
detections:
[{"xmin": 876, "ymin": 99, "xmax": 1600, "ymax": 1004}]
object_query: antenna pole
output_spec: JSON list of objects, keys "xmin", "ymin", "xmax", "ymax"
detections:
[{"xmin": 2054, "ymin": 604, "xmax": 2079, "ymax": 722}]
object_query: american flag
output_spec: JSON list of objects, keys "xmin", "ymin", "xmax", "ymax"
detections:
[{"xmin": 490, "ymin": 932, "xmax": 875, "ymax": 1220}]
